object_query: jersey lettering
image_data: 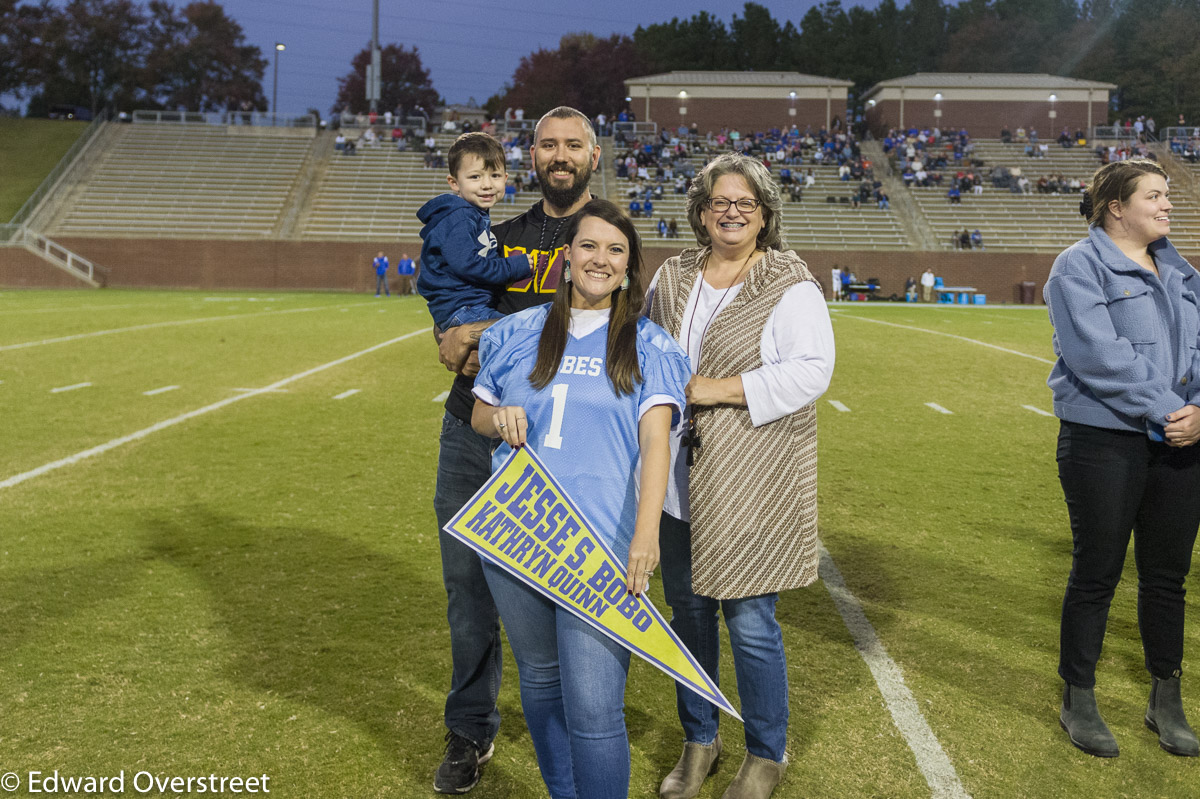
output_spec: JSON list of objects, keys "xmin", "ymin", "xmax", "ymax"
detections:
[{"xmin": 558, "ymin": 356, "xmax": 602, "ymax": 376}]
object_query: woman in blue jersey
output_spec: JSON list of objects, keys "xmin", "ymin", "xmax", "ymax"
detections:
[{"xmin": 470, "ymin": 198, "xmax": 690, "ymax": 799}]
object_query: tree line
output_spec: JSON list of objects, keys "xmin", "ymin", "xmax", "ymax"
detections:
[
  {"xmin": 4, "ymin": 1, "xmax": 1197, "ymax": 127},
  {"xmin": 1, "ymin": 0, "xmax": 268, "ymax": 117},
  {"xmin": 486, "ymin": 0, "xmax": 1200, "ymax": 128}
]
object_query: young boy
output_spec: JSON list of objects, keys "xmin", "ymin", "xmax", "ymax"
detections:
[{"xmin": 417, "ymin": 132, "xmax": 535, "ymax": 330}]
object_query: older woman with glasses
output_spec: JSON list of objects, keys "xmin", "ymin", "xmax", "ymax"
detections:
[{"xmin": 646, "ymin": 153, "xmax": 835, "ymax": 799}]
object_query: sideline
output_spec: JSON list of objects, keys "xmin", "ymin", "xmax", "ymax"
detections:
[
  {"xmin": 820, "ymin": 543, "xmax": 973, "ymax": 799},
  {"xmin": 0, "ymin": 302, "xmax": 376, "ymax": 352},
  {"xmin": 833, "ymin": 313, "xmax": 1055, "ymax": 365},
  {"xmin": 0, "ymin": 328, "xmax": 431, "ymax": 491}
]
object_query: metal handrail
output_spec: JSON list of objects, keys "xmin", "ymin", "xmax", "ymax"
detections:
[
  {"xmin": 131, "ymin": 110, "xmax": 318, "ymax": 128},
  {"xmin": 0, "ymin": 224, "xmax": 109, "ymax": 285},
  {"xmin": 1092, "ymin": 125, "xmax": 1139, "ymax": 141},
  {"xmin": 7, "ymin": 111, "xmax": 108, "ymax": 226}
]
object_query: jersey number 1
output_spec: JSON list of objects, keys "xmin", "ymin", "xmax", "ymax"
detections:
[{"xmin": 543, "ymin": 383, "xmax": 568, "ymax": 449}]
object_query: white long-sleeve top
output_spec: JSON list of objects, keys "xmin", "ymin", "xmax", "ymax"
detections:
[{"xmin": 646, "ymin": 267, "xmax": 836, "ymax": 521}]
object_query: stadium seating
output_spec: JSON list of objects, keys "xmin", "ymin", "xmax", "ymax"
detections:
[{"xmin": 49, "ymin": 124, "xmax": 313, "ymax": 238}]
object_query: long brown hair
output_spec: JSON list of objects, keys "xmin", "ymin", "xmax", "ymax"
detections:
[{"xmin": 528, "ymin": 199, "xmax": 646, "ymax": 396}]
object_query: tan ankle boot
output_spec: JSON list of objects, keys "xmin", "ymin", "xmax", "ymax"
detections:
[
  {"xmin": 659, "ymin": 734, "xmax": 722, "ymax": 799},
  {"xmin": 719, "ymin": 752, "xmax": 787, "ymax": 799}
]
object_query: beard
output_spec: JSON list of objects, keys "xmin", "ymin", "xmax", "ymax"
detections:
[{"xmin": 537, "ymin": 158, "xmax": 593, "ymax": 211}]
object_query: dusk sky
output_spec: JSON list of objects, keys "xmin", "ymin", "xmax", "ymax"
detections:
[{"xmin": 218, "ymin": 0, "xmax": 887, "ymax": 115}]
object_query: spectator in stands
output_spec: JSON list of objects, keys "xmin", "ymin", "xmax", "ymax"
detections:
[
  {"xmin": 1016, "ymin": 126, "xmax": 1027, "ymax": 141},
  {"xmin": 1047, "ymin": 158, "xmax": 1200, "ymax": 761},
  {"xmin": 876, "ymin": 189, "xmax": 889, "ymax": 210},
  {"xmin": 658, "ymin": 217, "xmax": 668, "ymax": 237},
  {"xmin": 397, "ymin": 252, "xmax": 417, "ymax": 295},
  {"xmin": 630, "ymin": 198, "xmax": 643, "ymax": 218},
  {"xmin": 416, "ymin": 132, "xmax": 535, "ymax": 331},
  {"xmin": 334, "ymin": 133, "xmax": 346, "ymax": 151},
  {"xmin": 970, "ymin": 229, "xmax": 984, "ymax": 250},
  {"xmin": 951, "ymin": 229, "xmax": 962, "ymax": 250},
  {"xmin": 921, "ymin": 267, "xmax": 935, "ymax": 302},
  {"xmin": 948, "ymin": 185, "xmax": 961, "ymax": 204},
  {"xmin": 959, "ymin": 230, "xmax": 971, "ymax": 250},
  {"xmin": 644, "ymin": 198, "xmax": 654, "ymax": 218},
  {"xmin": 373, "ymin": 252, "xmax": 390, "ymax": 297}
]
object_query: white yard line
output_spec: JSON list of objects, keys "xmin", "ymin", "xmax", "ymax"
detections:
[
  {"xmin": 333, "ymin": 389, "xmax": 361, "ymax": 400},
  {"xmin": 432, "ymin": 390, "xmax": 450, "ymax": 402},
  {"xmin": 232, "ymin": 387, "xmax": 289, "ymax": 393},
  {"xmin": 820, "ymin": 544, "xmax": 973, "ymax": 799},
  {"xmin": 828, "ymin": 400, "xmax": 851, "ymax": 412},
  {"xmin": 0, "ymin": 328, "xmax": 431, "ymax": 492},
  {"xmin": 1022, "ymin": 404, "xmax": 1055, "ymax": 417},
  {"xmin": 0, "ymin": 302, "xmax": 375, "ymax": 352},
  {"xmin": 926, "ymin": 402, "xmax": 954, "ymax": 415},
  {"xmin": 835, "ymin": 314, "xmax": 1055, "ymax": 365},
  {"xmin": 143, "ymin": 385, "xmax": 180, "ymax": 396},
  {"xmin": 51, "ymin": 382, "xmax": 92, "ymax": 394}
]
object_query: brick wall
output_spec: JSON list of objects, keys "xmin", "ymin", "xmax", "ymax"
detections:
[
  {"xmin": 9, "ymin": 237, "xmax": 1197, "ymax": 308},
  {"xmin": 0, "ymin": 248, "xmax": 93, "ymax": 289}
]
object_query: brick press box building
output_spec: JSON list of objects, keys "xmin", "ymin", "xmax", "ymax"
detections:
[
  {"xmin": 622, "ymin": 71, "xmax": 853, "ymax": 135},
  {"xmin": 861, "ymin": 73, "xmax": 1115, "ymax": 137}
]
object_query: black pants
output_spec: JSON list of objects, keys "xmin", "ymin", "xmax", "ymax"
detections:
[{"xmin": 1057, "ymin": 420, "xmax": 1200, "ymax": 687}]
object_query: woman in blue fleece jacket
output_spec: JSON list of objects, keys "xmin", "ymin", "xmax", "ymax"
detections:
[{"xmin": 1047, "ymin": 158, "xmax": 1200, "ymax": 759}]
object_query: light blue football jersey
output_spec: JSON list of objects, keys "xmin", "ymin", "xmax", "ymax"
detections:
[{"xmin": 475, "ymin": 305, "xmax": 689, "ymax": 561}]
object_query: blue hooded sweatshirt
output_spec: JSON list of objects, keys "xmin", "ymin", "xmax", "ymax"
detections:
[{"xmin": 416, "ymin": 193, "xmax": 531, "ymax": 329}]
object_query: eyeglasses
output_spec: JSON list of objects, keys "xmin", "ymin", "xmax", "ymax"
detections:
[{"xmin": 706, "ymin": 197, "xmax": 761, "ymax": 213}]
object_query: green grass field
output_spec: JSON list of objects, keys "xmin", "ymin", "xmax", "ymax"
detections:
[
  {"xmin": 0, "ymin": 119, "xmax": 88, "ymax": 221},
  {"xmin": 1, "ymin": 290, "xmax": 1196, "ymax": 798}
]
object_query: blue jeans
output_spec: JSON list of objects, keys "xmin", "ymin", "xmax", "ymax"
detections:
[
  {"xmin": 444, "ymin": 303, "xmax": 503, "ymax": 331},
  {"xmin": 434, "ymin": 411, "xmax": 503, "ymax": 748},
  {"xmin": 483, "ymin": 562, "xmax": 632, "ymax": 799},
  {"xmin": 375, "ymin": 274, "xmax": 389, "ymax": 295},
  {"xmin": 659, "ymin": 512, "xmax": 789, "ymax": 762}
]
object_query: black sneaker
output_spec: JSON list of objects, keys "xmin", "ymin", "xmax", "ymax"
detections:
[{"xmin": 434, "ymin": 731, "xmax": 493, "ymax": 794}]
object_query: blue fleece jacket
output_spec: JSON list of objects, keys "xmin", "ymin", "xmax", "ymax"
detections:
[
  {"xmin": 416, "ymin": 193, "xmax": 531, "ymax": 328},
  {"xmin": 1045, "ymin": 226, "xmax": 1200, "ymax": 435}
]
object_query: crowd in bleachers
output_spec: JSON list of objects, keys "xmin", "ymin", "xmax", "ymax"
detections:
[{"xmin": 1169, "ymin": 132, "xmax": 1200, "ymax": 163}]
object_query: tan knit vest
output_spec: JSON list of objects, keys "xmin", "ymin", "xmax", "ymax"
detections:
[{"xmin": 650, "ymin": 247, "xmax": 820, "ymax": 599}]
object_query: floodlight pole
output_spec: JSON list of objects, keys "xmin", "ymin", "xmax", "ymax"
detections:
[
  {"xmin": 369, "ymin": 0, "xmax": 380, "ymax": 114},
  {"xmin": 273, "ymin": 42, "xmax": 286, "ymax": 126}
]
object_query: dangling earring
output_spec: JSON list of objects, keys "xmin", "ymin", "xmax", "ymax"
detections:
[
  {"xmin": 620, "ymin": 274, "xmax": 630, "ymax": 290},
  {"xmin": 563, "ymin": 259, "xmax": 572, "ymax": 283}
]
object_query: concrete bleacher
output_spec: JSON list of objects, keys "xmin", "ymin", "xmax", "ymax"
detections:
[
  {"xmin": 905, "ymin": 138, "xmax": 1200, "ymax": 253},
  {"xmin": 37, "ymin": 123, "xmax": 1200, "ymax": 255},
  {"xmin": 610, "ymin": 154, "xmax": 911, "ymax": 251},
  {"xmin": 298, "ymin": 133, "xmax": 547, "ymax": 240},
  {"xmin": 49, "ymin": 124, "xmax": 314, "ymax": 238}
]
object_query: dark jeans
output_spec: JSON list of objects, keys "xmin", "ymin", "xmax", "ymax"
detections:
[
  {"xmin": 434, "ymin": 411, "xmax": 502, "ymax": 746},
  {"xmin": 1057, "ymin": 420, "xmax": 1200, "ymax": 688},
  {"xmin": 375, "ymin": 274, "xmax": 389, "ymax": 295}
]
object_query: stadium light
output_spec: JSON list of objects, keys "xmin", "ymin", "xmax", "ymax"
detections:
[
  {"xmin": 273, "ymin": 43, "xmax": 286, "ymax": 126},
  {"xmin": 933, "ymin": 92, "xmax": 943, "ymax": 121},
  {"xmin": 1048, "ymin": 93, "xmax": 1057, "ymax": 122},
  {"xmin": 678, "ymin": 91, "xmax": 687, "ymax": 126},
  {"xmin": 789, "ymin": 90, "xmax": 796, "ymax": 117}
]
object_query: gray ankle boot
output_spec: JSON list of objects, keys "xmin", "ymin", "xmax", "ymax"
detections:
[
  {"xmin": 1060, "ymin": 682, "xmax": 1119, "ymax": 757},
  {"xmin": 659, "ymin": 734, "xmax": 721, "ymax": 799},
  {"xmin": 1146, "ymin": 675, "xmax": 1200, "ymax": 757},
  {"xmin": 719, "ymin": 752, "xmax": 787, "ymax": 799}
]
